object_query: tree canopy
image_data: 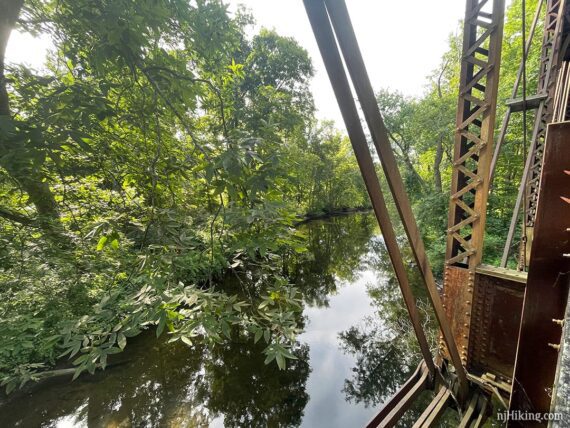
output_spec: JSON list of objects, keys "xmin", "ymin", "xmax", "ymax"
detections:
[
  {"xmin": 0, "ymin": 0, "xmax": 367, "ymax": 392},
  {"xmin": 0, "ymin": 0, "xmax": 540, "ymax": 405}
]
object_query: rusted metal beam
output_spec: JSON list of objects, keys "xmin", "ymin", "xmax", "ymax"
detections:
[
  {"xmin": 500, "ymin": 0, "xmax": 566, "ymax": 268},
  {"xmin": 458, "ymin": 394, "xmax": 480, "ymax": 428},
  {"xmin": 366, "ymin": 363, "xmax": 432, "ymax": 428},
  {"xmin": 440, "ymin": 0, "xmax": 505, "ymax": 406},
  {"xmin": 500, "ymin": 99, "xmax": 550, "ymax": 268},
  {"xmin": 489, "ymin": 0, "xmax": 545, "ymax": 187},
  {"xmin": 412, "ymin": 386, "xmax": 452, "ymax": 428},
  {"xmin": 365, "ymin": 363, "xmax": 427, "ymax": 428},
  {"xmin": 468, "ymin": 270, "xmax": 525, "ymax": 381},
  {"xmin": 321, "ymin": 0, "xmax": 469, "ymax": 400},
  {"xmin": 509, "ymin": 122, "xmax": 570, "ymax": 421},
  {"xmin": 443, "ymin": 0, "xmax": 505, "ymax": 397},
  {"xmin": 458, "ymin": 393, "xmax": 490, "ymax": 428},
  {"xmin": 302, "ymin": 0, "xmax": 436, "ymax": 377},
  {"xmin": 505, "ymin": 92, "xmax": 547, "ymax": 112},
  {"xmin": 523, "ymin": 0, "xmax": 566, "ymax": 242},
  {"xmin": 446, "ymin": 0, "xmax": 505, "ymax": 269},
  {"xmin": 552, "ymin": 60, "xmax": 570, "ymax": 121}
]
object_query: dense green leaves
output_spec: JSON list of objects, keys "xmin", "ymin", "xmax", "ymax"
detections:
[
  {"xmin": 0, "ymin": 0, "xmax": 367, "ymax": 392},
  {"xmin": 0, "ymin": 0, "xmax": 537, "ymax": 395}
]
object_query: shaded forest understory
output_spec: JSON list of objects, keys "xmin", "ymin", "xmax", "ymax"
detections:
[{"xmin": 0, "ymin": 0, "xmax": 539, "ymax": 394}]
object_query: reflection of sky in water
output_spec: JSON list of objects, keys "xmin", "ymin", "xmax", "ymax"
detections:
[
  {"xmin": 53, "ymin": 402, "xmax": 88, "ymax": 428},
  {"xmin": 0, "ymin": 214, "xmax": 397, "ymax": 428},
  {"xmin": 299, "ymin": 268, "xmax": 379, "ymax": 428},
  {"xmin": 210, "ymin": 267, "xmax": 382, "ymax": 428}
]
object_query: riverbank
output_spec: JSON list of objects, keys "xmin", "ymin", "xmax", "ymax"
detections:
[
  {"xmin": 0, "ymin": 212, "xmax": 418, "ymax": 428},
  {"xmin": 296, "ymin": 206, "xmax": 372, "ymax": 225},
  {"xmin": 0, "ymin": 207, "xmax": 372, "ymax": 397}
]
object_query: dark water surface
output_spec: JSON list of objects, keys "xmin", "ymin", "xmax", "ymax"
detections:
[{"xmin": 1, "ymin": 213, "xmax": 434, "ymax": 427}]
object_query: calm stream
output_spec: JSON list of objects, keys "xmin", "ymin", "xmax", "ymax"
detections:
[{"xmin": 0, "ymin": 213, "xmax": 448, "ymax": 427}]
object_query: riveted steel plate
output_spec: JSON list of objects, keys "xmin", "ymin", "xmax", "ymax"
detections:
[
  {"xmin": 510, "ymin": 121, "xmax": 570, "ymax": 416},
  {"xmin": 442, "ymin": 265, "xmax": 473, "ymax": 366},
  {"xmin": 468, "ymin": 268, "xmax": 525, "ymax": 381}
]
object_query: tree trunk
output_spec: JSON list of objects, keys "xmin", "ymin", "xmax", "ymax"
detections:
[
  {"xmin": 433, "ymin": 59, "xmax": 449, "ymax": 194},
  {"xmin": 387, "ymin": 130, "xmax": 425, "ymax": 188},
  {"xmin": 433, "ymin": 136, "xmax": 444, "ymax": 193},
  {"xmin": 0, "ymin": 0, "xmax": 60, "ymax": 221},
  {"xmin": 0, "ymin": 0, "xmax": 24, "ymax": 116}
]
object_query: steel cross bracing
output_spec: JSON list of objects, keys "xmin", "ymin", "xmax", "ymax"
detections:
[
  {"xmin": 524, "ymin": 0, "xmax": 566, "ymax": 237},
  {"xmin": 488, "ymin": 0, "xmax": 545, "ymax": 187},
  {"xmin": 500, "ymin": 0, "xmax": 567, "ymax": 267},
  {"xmin": 445, "ymin": 0, "xmax": 505, "ymax": 269},
  {"xmin": 441, "ymin": 0, "xmax": 507, "ymax": 416}
]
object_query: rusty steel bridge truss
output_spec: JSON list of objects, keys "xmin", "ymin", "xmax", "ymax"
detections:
[
  {"xmin": 496, "ymin": 0, "xmax": 568, "ymax": 269},
  {"xmin": 304, "ymin": 0, "xmax": 570, "ymax": 426}
]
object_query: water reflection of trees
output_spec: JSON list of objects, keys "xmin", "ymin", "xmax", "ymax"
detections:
[
  {"xmin": 0, "ymin": 213, "xmax": 447, "ymax": 427},
  {"xmin": 0, "ymin": 335, "xmax": 309, "ymax": 428},
  {"xmin": 0, "ymin": 337, "xmax": 209, "ymax": 427},
  {"xmin": 339, "ymin": 234, "xmax": 441, "ymax": 425},
  {"xmin": 289, "ymin": 213, "xmax": 376, "ymax": 307},
  {"xmin": 3, "ymin": 215, "xmax": 381, "ymax": 428},
  {"xmin": 289, "ymin": 213, "xmax": 441, "ymax": 423},
  {"xmin": 288, "ymin": 213, "xmax": 438, "ymax": 422},
  {"xmin": 206, "ymin": 340, "xmax": 310, "ymax": 427}
]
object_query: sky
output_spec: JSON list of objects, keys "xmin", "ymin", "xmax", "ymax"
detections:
[
  {"xmin": 227, "ymin": 0, "xmax": 467, "ymax": 125},
  {"xmin": 6, "ymin": 1, "xmax": 469, "ymax": 127}
]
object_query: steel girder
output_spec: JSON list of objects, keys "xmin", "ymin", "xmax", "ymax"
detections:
[
  {"xmin": 500, "ymin": 0, "xmax": 567, "ymax": 267},
  {"xmin": 445, "ymin": 0, "xmax": 505, "ymax": 269}
]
